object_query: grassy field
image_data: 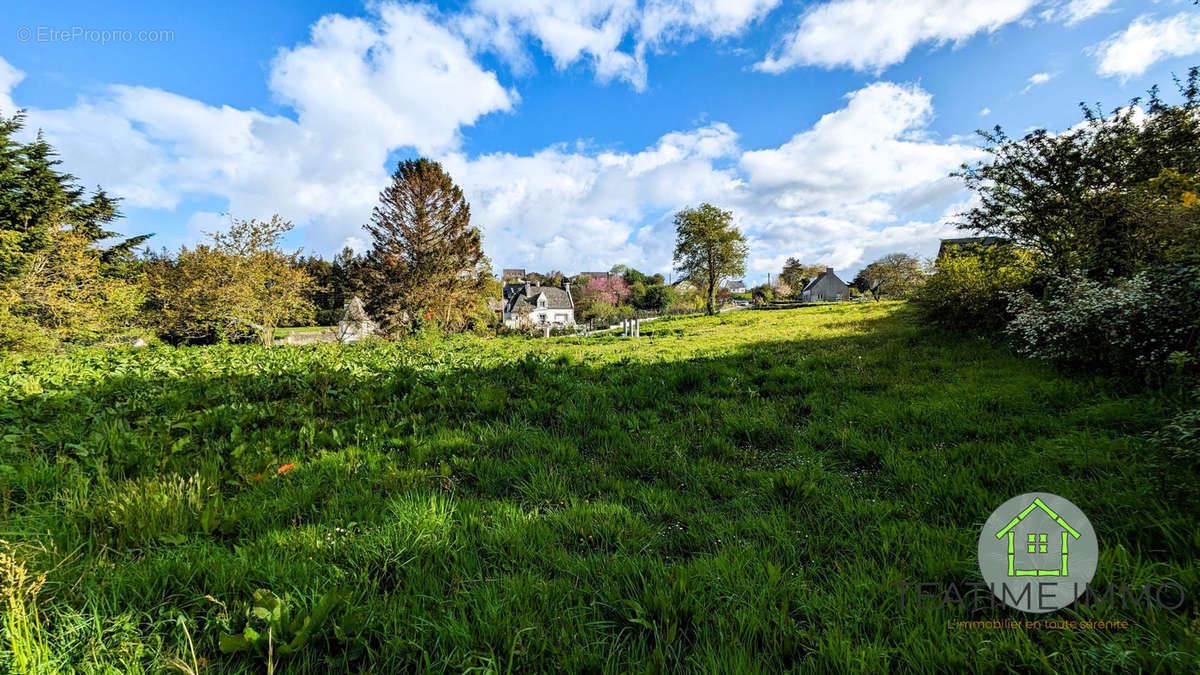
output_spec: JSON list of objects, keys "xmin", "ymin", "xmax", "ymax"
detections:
[
  {"xmin": 1, "ymin": 303, "xmax": 1197, "ymax": 672},
  {"xmin": 273, "ymin": 326, "xmax": 336, "ymax": 339}
]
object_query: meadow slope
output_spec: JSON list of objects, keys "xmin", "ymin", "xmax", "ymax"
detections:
[{"xmin": 1, "ymin": 303, "xmax": 1197, "ymax": 672}]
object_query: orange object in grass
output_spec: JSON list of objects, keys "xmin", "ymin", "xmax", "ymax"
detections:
[{"xmin": 277, "ymin": 463, "xmax": 296, "ymax": 475}]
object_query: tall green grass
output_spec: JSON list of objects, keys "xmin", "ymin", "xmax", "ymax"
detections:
[{"xmin": 0, "ymin": 302, "xmax": 1196, "ymax": 672}]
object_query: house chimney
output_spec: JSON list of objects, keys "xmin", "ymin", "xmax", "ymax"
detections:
[
  {"xmin": 825, "ymin": 267, "xmax": 834, "ymax": 273},
  {"xmin": 524, "ymin": 281, "xmax": 531, "ymax": 296}
]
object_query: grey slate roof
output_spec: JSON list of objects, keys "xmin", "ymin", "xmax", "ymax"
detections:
[
  {"xmin": 801, "ymin": 268, "xmax": 850, "ymax": 301},
  {"xmin": 502, "ymin": 283, "xmax": 527, "ymax": 300},
  {"xmin": 504, "ymin": 284, "xmax": 575, "ymax": 313}
]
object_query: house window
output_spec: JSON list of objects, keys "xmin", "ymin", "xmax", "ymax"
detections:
[
  {"xmin": 1027, "ymin": 533, "xmax": 1048, "ymax": 553},
  {"xmin": 554, "ymin": 313, "xmax": 567, "ymax": 323}
]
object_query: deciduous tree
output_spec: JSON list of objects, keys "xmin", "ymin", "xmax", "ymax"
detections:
[
  {"xmin": 0, "ymin": 111, "xmax": 150, "ymax": 349},
  {"xmin": 954, "ymin": 68, "xmax": 1200, "ymax": 279},
  {"xmin": 147, "ymin": 215, "xmax": 313, "ymax": 345},
  {"xmin": 853, "ymin": 253, "xmax": 926, "ymax": 300},
  {"xmin": 672, "ymin": 203, "xmax": 748, "ymax": 315},
  {"xmin": 779, "ymin": 258, "xmax": 823, "ymax": 294}
]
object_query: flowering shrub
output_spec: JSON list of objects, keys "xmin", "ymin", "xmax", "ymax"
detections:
[
  {"xmin": 582, "ymin": 276, "xmax": 631, "ymax": 305},
  {"xmin": 1005, "ymin": 267, "xmax": 1199, "ymax": 377}
]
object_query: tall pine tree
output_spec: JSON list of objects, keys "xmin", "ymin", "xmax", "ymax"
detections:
[
  {"xmin": 0, "ymin": 111, "xmax": 150, "ymax": 348},
  {"xmin": 362, "ymin": 158, "xmax": 492, "ymax": 334}
]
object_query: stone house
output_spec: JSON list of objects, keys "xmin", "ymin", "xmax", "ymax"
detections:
[{"xmin": 800, "ymin": 268, "xmax": 851, "ymax": 302}]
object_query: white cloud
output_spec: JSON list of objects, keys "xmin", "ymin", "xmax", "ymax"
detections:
[
  {"xmin": 755, "ymin": 0, "xmax": 1038, "ymax": 73},
  {"xmin": 269, "ymin": 3, "xmax": 516, "ymax": 155},
  {"xmin": 0, "ymin": 57, "xmax": 22, "ymax": 114},
  {"xmin": 1043, "ymin": 0, "xmax": 1116, "ymax": 26},
  {"xmin": 638, "ymin": 0, "xmax": 781, "ymax": 46},
  {"xmin": 448, "ymin": 81, "xmax": 979, "ymax": 276},
  {"xmin": 740, "ymin": 82, "xmax": 980, "ymax": 216},
  {"xmin": 1022, "ymin": 71, "xmax": 1055, "ymax": 92},
  {"xmin": 980, "ymin": 107, "xmax": 992, "ymax": 116},
  {"xmin": 442, "ymin": 123, "xmax": 745, "ymax": 273},
  {"xmin": 7, "ymin": 4, "xmax": 516, "ymax": 253},
  {"xmin": 463, "ymin": 0, "xmax": 779, "ymax": 89},
  {"xmin": 2, "ymin": 4, "xmax": 980, "ymax": 278},
  {"xmin": 1094, "ymin": 12, "xmax": 1200, "ymax": 81}
]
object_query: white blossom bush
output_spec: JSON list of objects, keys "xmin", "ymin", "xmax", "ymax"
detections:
[{"xmin": 1004, "ymin": 268, "xmax": 1199, "ymax": 377}]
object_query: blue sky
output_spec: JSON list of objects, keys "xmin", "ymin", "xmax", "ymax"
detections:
[{"xmin": 2, "ymin": 1, "xmax": 1199, "ymax": 282}]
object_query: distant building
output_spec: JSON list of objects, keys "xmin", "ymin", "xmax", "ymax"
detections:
[
  {"xmin": 501, "ymin": 268, "xmax": 527, "ymax": 281},
  {"xmin": 800, "ymin": 268, "xmax": 851, "ymax": 302},
  {"xmin": 937, "ymin": 237, "xmax": 1010, "ymax": 259},
  {"xmin": 725, "ymin": 280, "xmax": 746, "ymax": 294},
  {"xmin": 503, "ymin": 281, "xmax": 576, "ymax": 328}
]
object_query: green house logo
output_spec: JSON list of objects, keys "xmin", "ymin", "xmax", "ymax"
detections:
[
  {"xmin": 994, "ymin": 497, "xmax": 1081, "ymax": 577},
  {"xmin": 978, "ymin": 493, "xmax": 1098, "ymax": 613}
]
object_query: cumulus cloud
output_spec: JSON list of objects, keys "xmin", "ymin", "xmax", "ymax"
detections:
[
  {"xmin": 740, "ymin": 83, "xmax": 980, "ymax": 216},
  {"xmin": 2, "ymin": 3, "xmax": 981, "ymax": 277},
  {"xmin": 1094, "ymin": 12, "xmax": 1200, "ymax": 81},
  {"xmin": 461, "ymin": 0, "xmax": 779, "ymax": 89},
  {"xmin": 755, "ymin": 0, "xmax": 1038, "ymax": 73},
  {"xmin": 443, "ymin": 81, "xmax": 979, "ymax": 276},
  {"xmin": 0, "ymin": 57, "xmax": 22, "ymax": 114},
  {"xmin": 7, "ymin": 4, "xmax": 516, "ymax": 252}
]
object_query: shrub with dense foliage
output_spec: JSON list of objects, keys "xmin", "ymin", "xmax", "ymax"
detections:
[
  {"xmin": 1006, "ymin": 268, "xmax": 1200, "ymax": 377},
  {"xmin": 955, "ymin": 68, "xmax": 1200, "ymax": 280},
  {"xmin": 925, "ymin": 69, "xmax": 1200, "ymax": 382},
  {"xmin": 913, "ymin": 243, "xmax": 1038, "ymax": 332}
]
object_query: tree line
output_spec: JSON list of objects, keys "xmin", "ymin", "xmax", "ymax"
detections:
[{"xmin": 0, "ymin": 114, "xmax": 757, "ymax": 348}]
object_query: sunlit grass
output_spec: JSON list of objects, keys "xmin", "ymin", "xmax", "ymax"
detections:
[{"xmin": 0, "ymin": 302, "xmax": 1196, "ymax": 672}]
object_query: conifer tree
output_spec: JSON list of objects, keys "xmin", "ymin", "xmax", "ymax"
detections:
[{"xmin": 361, "ymin": 158, "xmax": 492, "ymax": 333}]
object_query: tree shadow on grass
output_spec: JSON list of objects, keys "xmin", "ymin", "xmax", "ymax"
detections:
[{"xmin": 1, "ymin": 308, "xmax": 1195, "ymax": 672}]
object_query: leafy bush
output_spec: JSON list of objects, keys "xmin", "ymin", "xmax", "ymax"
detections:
[
  {"xmin": 913, "ymin": 244, "xmax": 1037, "ymax": 332},
  {"xmin": 1005, "ymin": 267, "xmax": 1200, "ymax": 377}
]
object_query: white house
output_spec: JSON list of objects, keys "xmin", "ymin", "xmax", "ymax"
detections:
[{"xmin": 502, "ymin": 281, "xmax": 576, "ymax": 328}]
